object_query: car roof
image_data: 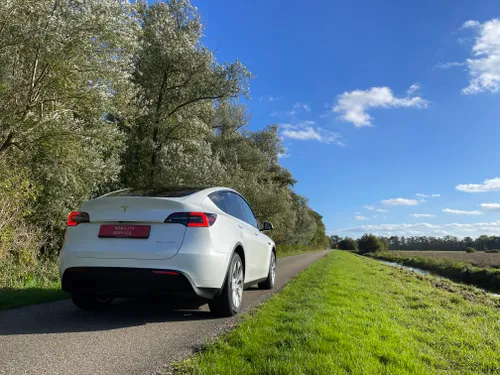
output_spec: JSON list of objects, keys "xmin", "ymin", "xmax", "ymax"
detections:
[{"xmin": 98, "ymin": 186, "xmax": 239, "ymax": 201}]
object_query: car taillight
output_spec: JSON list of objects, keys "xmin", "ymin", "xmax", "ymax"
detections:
[
  {"xmin": 67, "ymin": 211, "xmax": 90, "ymax": 226},
  {"xmin": 165, "ymin": 212, "xmax": 217, "ymax": 227}
]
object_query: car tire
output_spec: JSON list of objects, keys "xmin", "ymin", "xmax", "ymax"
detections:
[
  {"xmin": 71, "ymin": 292, "xmax": 114, "ymax": 311},
  {"xmin": 258, "ymin": 252, "xmax": 276, "ymax": 290},
  {"xmin": 209, "ymin": 252, "xmax": 244, "ymax": 317}
]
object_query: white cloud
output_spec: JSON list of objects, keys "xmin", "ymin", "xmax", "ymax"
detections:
[
  {"xmin": 456, "ymin": 177, "xmax": 500, "ymax": 193},
  {"xmin": 268, "ymin": 96, "xmax": 283, "ymax": 102},
  {"xmin": 355, "ymin": 212, "xmax": 362, "ymax": 215},
  {"xmin": 442, "ymin": 208, "xmax": 483, "ymax": 215},
  {"xmin": 354, "ymin": 215, "xmax": 368, "ymax": 221},
  {"xmin": 445, "ymin": 221, "xmax": 500, "ymax": 229},
  {"xmin": 434, "ymin": 62, "xmax": 466, "ymax": 69},
  {"xmin": 382, "ymin": 198, "xmax": 419, "ymax": 206},
  {"xmin": 480, "ymin": 203, "xmax": 500, "ymax": 211},
  {"xmin": 407, "ymin": 83, "xmax": 420, "ymax": 95},
  {"xmin": 333, "ymin": 86, "xmax": 429, "ymax": 127},
  {"xmin": 259, "ymin": 96, "xmax": 283, "ymax": 102},
  {"xmin": 410, "ymin": 213, "xmax": 436, "ymax": 218},
  {"xmin": 281, "ymin": 123, "xmax": 344, "ymax": 145},
  {"xmin": 433, "ymin": 230, "xmax": 453, "ymax": 236},
  {"xmin": 416, "ymin": 193, "xmax": 440, "ymax": 198},
  {"xmin": 340, "ymin": 222, "xmax": 439, "ymax": 233},
  {"xmin": 462, "ymin": 19, "xmax": 500, "ymax": 94},
  {"xmin": 462, "ymin": 20, "xmax": 481, "ymax": 29},
  {"xmin": 287, "ymin": 102, "xmax": 311, "ymax": 116},
  {"xmin": 444, "ymin": 221, "xmax": 500, "ymax": 236},
  {"xmin": 364, "ymin": 205, "xmax": 388, "ymax": 212}
]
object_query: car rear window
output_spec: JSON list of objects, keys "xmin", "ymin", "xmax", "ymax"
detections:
[{"xmin": 105, "ymin": 187, "xmax": 209, "ymax": 198}]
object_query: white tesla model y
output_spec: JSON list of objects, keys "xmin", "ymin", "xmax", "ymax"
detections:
[{"xmin": 59, "ymin": 187, "xmax": 276, "ymax": 317}]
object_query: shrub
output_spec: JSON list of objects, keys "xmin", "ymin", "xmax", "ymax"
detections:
[
  {"xmin": 358, "ymin": 234, "xmax": 384, "ymax": 254},
  {"xmin": 465, "ymin": 247, "xmax": 476, "ymax": 253},
  {"xmin": 485, "ymin": 249, "xmax": 500, "ymax": 253},
  {"xmin": 0, "ymin": 159, "xmax": 44, "ymax": 265},
  {"xmin": 338, "ymin": 238, "xmax": 358, "ymax": 251}
]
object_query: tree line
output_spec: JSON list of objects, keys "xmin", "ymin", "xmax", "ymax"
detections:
[
  {"xmin": 0, "ymin": 0, "xmax": 329, "ymax": 269},
  {"xmin": 330, "ymin": 234, "xmax": 500, "ymax": 252}
]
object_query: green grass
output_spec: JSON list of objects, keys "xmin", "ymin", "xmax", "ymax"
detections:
[
  {"xmin": 174, "ymin": 250, "xmax": 500, "ymax": 375},
  {"xmin": 369, "ymin": 252, "xmax": 500, "ymax": 293},
  {"xmin": 0, "ymin": 259, "xmax": 67, "ymax": 310}
]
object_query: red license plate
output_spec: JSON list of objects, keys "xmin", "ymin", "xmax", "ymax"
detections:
[{"xmin": 98, "ymin": 225, "xmax": 151, "ymax": 239}]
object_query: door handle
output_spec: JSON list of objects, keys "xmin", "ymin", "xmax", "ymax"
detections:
[
  {"xmin": 238, "ymin": 224, "xmax": 243, "ymax": 229},
  {"xmin": 254, "ymin": 232, "xmax": 259, "ymax": 236}
]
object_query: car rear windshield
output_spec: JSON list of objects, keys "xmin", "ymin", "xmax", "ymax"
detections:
[{"xmin": 105, "ymin": 187, "xmax": 209, "ymax": 198}]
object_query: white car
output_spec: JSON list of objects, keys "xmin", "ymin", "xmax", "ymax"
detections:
[{"xmin": 59, "ymin": 186, "xmax": 276, "ymax": 317}]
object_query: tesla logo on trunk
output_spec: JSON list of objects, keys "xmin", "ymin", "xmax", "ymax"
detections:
[{"xmin": 121, "ymin": 206, "xmax": 128, "ymax": 212}]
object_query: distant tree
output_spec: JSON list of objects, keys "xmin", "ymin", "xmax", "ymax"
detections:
[
  {"xmin": 465, "ymin": 247, "xmax": 476, "ymax": 253},
  {"xmin": 357, "ymin": 233, "xmax": 383, "ymax": 254},
  {"xmin": 338, "ymin": 237, "xmax": 358, "ymax": 251},
  {"xmin": 330, "ymin": 235, "xmax": 341, "ymax": 249},
  {"xmin": 388, "ymin": 236, "xmax": 400, "ymax": 250},
  {"xmin": 378, "ymin": 237, "xmax": 389, "ymax": 252},
  {"xmin": 464, "ymin": 236, "xmax": 474, "ymax": 248}
]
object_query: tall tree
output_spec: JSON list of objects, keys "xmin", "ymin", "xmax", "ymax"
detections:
[
  {"xmin": 121, "ymin": 0, "xmax": 251, "ymax": 187},
  {"xmin": 0, "ymin": 0, "xmax": 140, "ymax": 251}
]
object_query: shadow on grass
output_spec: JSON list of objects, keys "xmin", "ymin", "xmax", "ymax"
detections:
[{"xmin": 0, "ymin": 287, "xmax": 69, "ymax": 311}]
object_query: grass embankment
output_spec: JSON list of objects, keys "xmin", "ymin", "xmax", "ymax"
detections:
[
  {"xmin": 369, "ymin": 252, "xmax": 500, "ymax": 293},
  {"xmin": 174, "ymin": 250, "xmax": 500, "ymax": 375},
  {"xmin": 0, "ymin": 259, "xmax": 66, "ymax": 310}
]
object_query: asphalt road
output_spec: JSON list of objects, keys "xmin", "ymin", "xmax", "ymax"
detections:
[{"xmin": 0, "ymin": 250, "xmax": 328, "ymax": 375}]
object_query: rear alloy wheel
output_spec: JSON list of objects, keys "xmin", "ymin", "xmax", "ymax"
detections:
[
  {"xmin": 209, "ymin": 252, "xmax": 244, "ymax": 317},
  {"xmin": 71, "ymin": 292, "xmax": 114, "ymax": 311},
  {"xmin": 258, "ymin": 252, "xmax": 276, "ymax": 290}
]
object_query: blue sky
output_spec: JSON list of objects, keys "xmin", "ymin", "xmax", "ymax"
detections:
[{"xmin": 192, "ymin": 0, "xmax": 500, "ymax": 238}]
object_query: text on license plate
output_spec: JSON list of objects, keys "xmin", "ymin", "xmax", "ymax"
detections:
[{"xmin": 98, "ymin": 225, "xmax": 151, "ymax": 238}]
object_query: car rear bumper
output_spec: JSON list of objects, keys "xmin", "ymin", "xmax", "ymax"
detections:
[
  {"xmin": 61, "ymin": 267, "xmax": 220, "ymax": 300},
  {"xmin": 60, "ymin": 241, "xmax": 232, "ymax": 290}
]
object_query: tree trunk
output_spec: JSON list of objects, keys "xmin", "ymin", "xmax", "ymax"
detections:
[{"xmin": 0, "ymin": 133, "xmax": 14, "ymax": 155}]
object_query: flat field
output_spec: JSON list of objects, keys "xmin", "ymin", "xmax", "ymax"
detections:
[{"xmin": 391, "ymin": 250, "xmax": 500, "ymax": 268}]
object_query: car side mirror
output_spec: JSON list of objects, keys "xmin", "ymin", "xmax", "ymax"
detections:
[{"xmin": 261, "ymin": 221, "xmax": 274, "ymax": 231}]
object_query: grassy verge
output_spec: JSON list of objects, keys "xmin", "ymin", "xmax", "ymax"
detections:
[
  {"xmin": 0, "ymin": 259, "xmax": 67, "ymax": 310},
  {"xmin": 174, "ymin": 250, "xmax": 500, "ymax": 375},
  {"xmin": 368, "ymin": 252, "xmax": 500, "ymax": 293}
]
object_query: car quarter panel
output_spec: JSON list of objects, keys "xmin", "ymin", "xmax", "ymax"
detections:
[{"xmin": 202, "ymin": 196, "xmax": 243, "ymax": 255}]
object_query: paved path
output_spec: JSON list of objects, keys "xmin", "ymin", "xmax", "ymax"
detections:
[{"xmin": 0, "ymin": 251, "xmax": 328, "ymax": 375}]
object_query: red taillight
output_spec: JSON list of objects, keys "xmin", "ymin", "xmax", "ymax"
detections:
[
  {"xmin": 152, "ymin": 270, "xmax": 179, "ymax": 276},
  {"xmin": 67, "ymin": 211, "xmax": 90, "ymax": 226},
  {"xmin": 165, "ymin": 212, "xmax": 217, "ymax": 227},
  {"xmin": 187, "ymin": 212, "xmax": 209, "ymax": 227}
]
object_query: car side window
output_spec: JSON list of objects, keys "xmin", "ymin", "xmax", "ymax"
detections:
[
  {"xmin": 209, "ymin": 192, "xmax": 226, "ymax": 212},
  {"xmin": 223, "ymin": 192, "xmax": 246, "ymax": 222},
  {"xmin": 237, "ymin": 195, "xmax": 259, "ymax": 228}
]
